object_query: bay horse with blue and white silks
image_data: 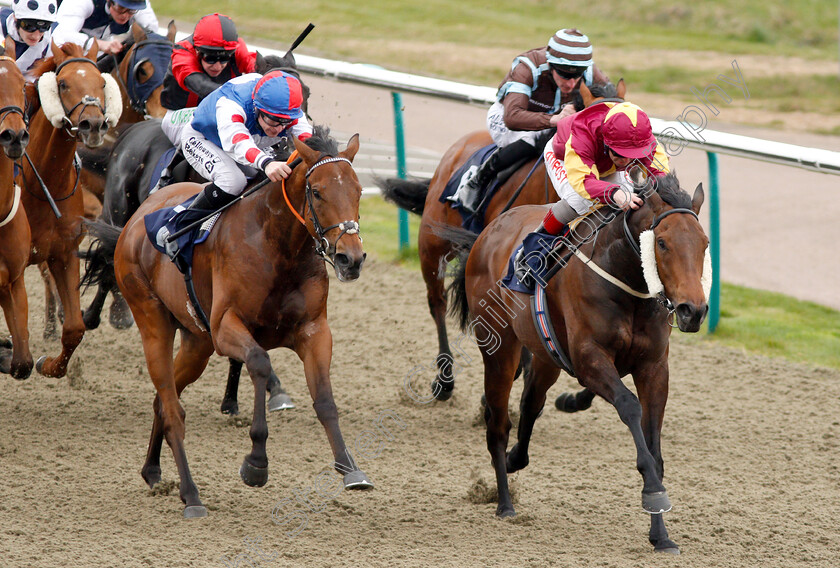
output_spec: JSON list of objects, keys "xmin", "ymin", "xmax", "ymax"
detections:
[
  {"xmin": 444, "ymin": 173, "xmax": 708, "ymax": 553},
  {"xmin": 378, "ymin": 80, "xmax": 625, "ymax": 401},
  {"xmin": 0, "ymin": 54, "xmax": 33, "ymax": 379},
  {"xmin": 20, "ymin": 41, "xmax": 121, "ymax": 378},
  {"xmin": 83, "ymin": 127, "xmax": 370, "ymax": 517}
]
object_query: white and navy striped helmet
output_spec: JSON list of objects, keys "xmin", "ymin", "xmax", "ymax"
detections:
[{"xmin": 12, "ymin": 0, "xmax": 58, "ymax": 23}]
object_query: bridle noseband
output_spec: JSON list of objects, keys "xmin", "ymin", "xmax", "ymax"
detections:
[
  {"xmin": 53, "ymin": 57, "xmax": 107, "ymax": 132},
  {"xmin": 302, "ymin": 155, "xmax": 360, "ymax": 265}
]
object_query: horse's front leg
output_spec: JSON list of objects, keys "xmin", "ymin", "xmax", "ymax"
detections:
[
  {"xmin": 633, "ymin": 357, "xmax": 679, "ymax": 554},
  {"xmin": 214, "ymin": 312, "xmax": 271, "ymax": 487},
  {"xmin": 0, "ymin": 276, "xmax": 33, "ymax": 379},
  {"xmin": 38, "ymin": 262, "xmax": 59, "ymax": 340},
  {"xmin": 579, "ymin": 354, "xmax": 671, "ymax": 513},
  {"xmin": 37, "ymin": 254, "xmax": 85, "ymax": 378},
  {"xmin": 295, "ymin": 317, "xmax": 373, "ymax": 490}
]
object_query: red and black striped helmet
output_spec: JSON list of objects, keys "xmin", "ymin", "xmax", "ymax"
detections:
[{"xmin": 192, "ymin": 13, "xmax": 239, "ymax": 52}]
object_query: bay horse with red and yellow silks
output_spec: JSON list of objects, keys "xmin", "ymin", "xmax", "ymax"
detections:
[
  {"xmin": 0, "ymin": 54, "xmax": 33, "ymax": 379},
  {"xmin": 84, "ymin": 128, "xmax": 370, "ymax": 517},
  {"xmin": 20, "ymin": 41, "xmax": 121, "ymax": 378},
  {"xmin": 445, "ymin": 173, "xmax": 708, "ymax": 553},
  {"xmin": 378, "ymin": 80, "xmax": 625, "ymax": 401}
]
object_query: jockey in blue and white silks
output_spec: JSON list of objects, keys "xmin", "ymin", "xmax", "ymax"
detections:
[
  {"xmin": 0, "ymin": 0, "xmax": 58, "ymax": 82},
  {"xmin": 160, "ymin": 70, "xmax": 312, "ymax": 211},
  {"xmin": 53, "ymin": 0, "xmax": 157, "ymax": 55}
]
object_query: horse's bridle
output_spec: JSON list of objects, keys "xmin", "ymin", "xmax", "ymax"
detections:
[
  {"xmin": 115, "ymin": 38, "xmax": 173, "ymax": 117},
  {"xmin": 53, "ymin": 57, "xmax": 108, "ymax": 133},
  {"xmin": 302, "ymin": 155, "xmax": 361, "ymax": 266}
]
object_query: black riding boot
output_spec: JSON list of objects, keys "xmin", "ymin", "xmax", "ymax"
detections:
[
  {"xmin": 188, "ymin": 183, "xmax": 238, "ymax": 211},
  {"xmin": 459, "ymin": 139, "xmax": 538, "ymax": 214}
]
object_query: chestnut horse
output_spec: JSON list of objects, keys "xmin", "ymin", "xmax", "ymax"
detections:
[
  {"xmin": 21, "ymin": 41, "xmax": 121, "ymax": 377},
  {"xmin": 84, "ymin": 127, "xmax": 370, "ymax": 517},
  {"xmin": 379, "ymin": 80, "xmax": 624, "ymax": 400},
  {"xmin": 444, "ymin": 173, "xmax": 707, "ymax": 552},
  {"xmin": 0, "ymin": 54, "xmax": 33, "ymax": 379}
]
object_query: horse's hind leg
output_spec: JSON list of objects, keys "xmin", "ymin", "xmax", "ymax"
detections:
[
  {"xmin": 420, "ymin": 237, "xmax": 455, "ymax": 400},
  {"xmin": 82, "ymin": 282, "xmax": 109, "ymax": 330},
  {"xmin": 141, "ymin": 329, "xmax": 213, "ymax": 497},
  {"xmin": 39, "ymin": 262, "xmax": 59, "ymax": 340},
  {"xmin": 0, "ymin": 278, "xmax": 33, "ymax": 379},
  {"xmin": 506, "ymin": 356, "xmax": 560, "ymax": 474},
  {"xmin": 108, "ymin": 287, "xmax": 134, "ymax": 330},
  {"xmin": 483, "ymin": 340, "xmax": 521, "ymax": 517}
]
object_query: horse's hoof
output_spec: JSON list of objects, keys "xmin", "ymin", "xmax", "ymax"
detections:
[
  {"xmin": 343, "ymin": 470, "xmax": 374, "ymax": 490},
  {"xmin": 35, "ymin": 356, "xmax": 47, "ymax": 375},
  {"xmin": 220, "ymin": 400, "xmax": 239, "ymax": 416},
  {"xmin": 431, "ymin": 378, "xmax": 453, "ymax": 401},
  {"xmin": 267, "ymin": 391, "xmax": 295, "ymax": 412},
  {"xmin": 495, "ymin": 506, "xmax": 516, "ymax": 518},
  {"xmin": 183, "ymin": 505, "xmax": 208, "ymax": 519},
  {"xmin": 642, "ymin": 490, "xmax": 672, "ymax": 514},
  {"xmin": 0, "ymin": 337, "xmax": 12, "ymax": 349},
  {"xmin": 141, "ymin": 466, "xmax": 161, "ymax": 489},
  {"xmin": 11, "ymin": 363, "xmax": 32, "ymax": 381},
  {"xmin": 82, "ymin": 310, "xmax": 100, "ymax": 330},
  {"xmin": 109, "ymin": 305, "xmax": 134, "ymax": 330},
  {"xmin": 654, "ymin": 543, "xmax": 681, "ymax": 555},
  {"xmin": 555, "ymin": 392, "xmax": 578, "ymax": 413},
  {"xmin": 239, "ymin": 460, "xmax": 268, "ymax": 487}
]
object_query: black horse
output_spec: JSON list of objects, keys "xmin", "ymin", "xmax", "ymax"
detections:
[{"xmin": 81, "ymin": 54, "xmax": 309, "ymax": 415}]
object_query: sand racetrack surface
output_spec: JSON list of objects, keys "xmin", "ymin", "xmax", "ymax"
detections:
[{"xmin": 1, "ymin": 260, "xmax": 838, "ymax": 568}]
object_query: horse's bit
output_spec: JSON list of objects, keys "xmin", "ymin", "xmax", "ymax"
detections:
[
  {"xmin": 304, "ymin": 155, "xmax": 361, "ymax": 266},
  {"xmin": 54, "ymin": 57, "xmax": 108, "ymax": 133}
]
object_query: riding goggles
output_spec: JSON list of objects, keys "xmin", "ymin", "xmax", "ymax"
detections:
[
  {"xmin": 258, "ymin": 111, "xmax": 296, "ymax": 129},
  {"xmin": 18, "ymin": 19, "xmax": 52, "ymax": 33},
  {"xmin": 199, "ymin": 50, "xmax": 234, "ymax": 64},
  {"xmin": 550, "ymin": 63, "xmax": 586, "ymax": 80}
]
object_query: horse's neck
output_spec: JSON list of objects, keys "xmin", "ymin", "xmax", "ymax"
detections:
[
  {"xmin": 30, "ymin": 111, "xmax": 76, "ymax": 167},
  {"xmin": 247, "ymin": 176, "xmax": 316, "ymax": 258},
  {"xmin": 0, "ymin": 155, "xmax": 15, "ymax": 208},
  {"xmin": 589, "ymin": 210, "xmax": 648, "ymax": 293}
]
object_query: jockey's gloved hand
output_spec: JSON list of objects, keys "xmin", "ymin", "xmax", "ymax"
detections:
[{"xmin": 264, "ymin": 160, "xmax": 291, "ymax": 182}]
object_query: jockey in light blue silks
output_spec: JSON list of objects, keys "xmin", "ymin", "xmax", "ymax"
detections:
[{"xmin": 160, "ymin": 70, "xmax": 313, "ymax": 211}]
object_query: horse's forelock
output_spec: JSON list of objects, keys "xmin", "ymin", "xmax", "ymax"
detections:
[
  {"xmin": 32, "ymin": 43, "xmax": 88, "ymax": 78},
  {"xmin": 588, "ymin": 81, "xmax": 618, "ymax": 100},
  {"xmin": 304, "ymin": 125, "xmax": 339, "ymax": 155},
  {"xmin": 655, "ymin": 172, "xmax": 692, "ymax": 209}
]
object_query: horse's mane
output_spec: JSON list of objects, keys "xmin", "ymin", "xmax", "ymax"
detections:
[
  {"xmin": 304, "ymin": 125, "xmax": 339, "ymax": 155},
  {"xmin": 589, "ymin": 81, "xmax": 619, "ymax": 100},
  {"xmin": 31, "ymin": 42, "xmax": 87, "ymax": 78},
  {"xmin": 653, "ymin": 172, "xmax": 692, "ymax": 209}
]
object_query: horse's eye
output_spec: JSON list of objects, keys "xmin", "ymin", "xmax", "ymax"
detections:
[
  {"xmin": 58, "ymin": 80, "xmax": 67, "ymax": 91},
  {"xmin": 312, "ymin": 189, "xmax": 323, "ymax": 200},
  {"xmin": 657, "ymin": 238, "xmax": 667, "ymax": 251}
]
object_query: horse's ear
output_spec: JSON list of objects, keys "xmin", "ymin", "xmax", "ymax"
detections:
[
  {"xmin": 3, "ymin": 36, "xmax": 14, "ymax": 61},
  {"xmin": 691, "ymin": 183, "xmax": 705, "ymax": 214},
  {"xmin": 645, "ymin": 187, "xmax": 666, "ymax": 216},
  {"xmin": 166, "ymin": 20, "xmax": 177, "ymax": 43},
  {"xmin": 340, "ymin": 133, "xmax": 360, "ymax": 163},
  {"xmin": 51, "ymin": 39, "xmax": 65, "ymax": 64},
  {"xmin": 292, "ymin": 135, "xmax": 319, "ymax": 166},
  {"xmin": 579, "ymin": 79, "xmax": 594, "ymax": 107},
  {"xmin": 616, "ymin": 78, "xmax": 626, "ymax": 100},
  {"xmin": 85, "ymin": 40, "xmax": 98, "ymax": 61},
  {"xmin": 131, "ymin": 22, "xmax": 147, "ymax": 44}
]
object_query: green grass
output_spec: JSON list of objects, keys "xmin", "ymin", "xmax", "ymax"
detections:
[{"xmin": 363, "ymin": 197, "xmax": 840, "ymax": 371}]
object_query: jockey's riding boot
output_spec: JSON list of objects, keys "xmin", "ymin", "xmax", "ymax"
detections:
[
  {"xmin": 187, "ymin": 183, "xmax": 238, "ymax": 211},
  {"xmin": 514, "ymin": 209, "xmax": 571, "ymax": 290},
  {"xmin": 459, "ymin": 139, "xmax": 536, "ymax": 215}
]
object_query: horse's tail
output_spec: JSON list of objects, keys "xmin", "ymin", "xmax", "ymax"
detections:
[
  {"xmin": 375, "ymin": 176, "xmax": 430, "ymax": 215},
  {"xmin": 431, "ymin": 224, "xmax": 479, "ymax": 332},
  {"xmin": 79, "ymin": 219, "xmax": 122, "ymax": 291}
]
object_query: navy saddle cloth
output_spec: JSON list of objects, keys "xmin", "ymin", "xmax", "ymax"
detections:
[
  {"xmin": 144, "ymin": 195, "xmax": 221, "ymax": 270},
  {"xmin": 438, "ymin": 143, "xmax": 501, "ymax": 233},
  {"xmin": 500, "ymin": 230, "xmax": 563, "ymax": 295}
]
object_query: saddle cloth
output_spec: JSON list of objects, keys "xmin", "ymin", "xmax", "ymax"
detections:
[
  {"xmin": 438, "ymin": 143, "xmax": 500, "ymax": 233},
  {"xmin": 143, "ymin": 195, "xmax": 221, "ymax": 272}
]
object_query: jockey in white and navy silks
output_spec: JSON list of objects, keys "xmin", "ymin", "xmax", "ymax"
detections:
[
  {"xmin": 53, "ymin": 0, "xmax": 157, "ymax": 54},
  {"xmin": 160, "ymin": 70, "xmax": 312, "ymax": 211},
  {"xmin": 0, "ymin": 0, "xmax": 58, "ymax": 82}
]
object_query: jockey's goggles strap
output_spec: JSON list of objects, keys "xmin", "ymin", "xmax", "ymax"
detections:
[{"xmin": 281, "ymin": 150, "xmax": 307, "ymax": 226}]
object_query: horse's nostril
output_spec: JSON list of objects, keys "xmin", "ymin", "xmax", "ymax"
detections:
[
  {"xmin": 335, "ymin": 253, "xmax": 351, "ymax": 268},
  {"xmin": 77, "ymin": 120, "xmax": 91, "ymax": 133},
  {"xmin": 676, "ymin": 303, "xmax": 696, "ymax": 320},
  {"xmin": 0, "ymin": 129, "xmax": 12, "ymax": 146},
  {"xmin": 19, "ymin": 130, "xmax": 29, "ymax": 146}
]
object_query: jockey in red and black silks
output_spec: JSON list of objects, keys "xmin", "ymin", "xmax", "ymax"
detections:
[{"xmin": 160, "ymin": 13, "xmax": 257, "ymax": 111}]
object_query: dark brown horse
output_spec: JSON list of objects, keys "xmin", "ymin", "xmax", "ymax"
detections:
[
  {"xmin": 379, "ymin": 80, "xmax": 625, "ymax": 400},
  {"xmin": 445, "ymin": 173, "xmax": 708, "ymax": 553},
  {"xmin": 0, "ymin": 54, "xmax": 33, "ymax": 379},
  {"xmin": 84, "ymin": 127, "xmax": 370, "ymax": 517},
  {"xmin": 21, "ymin": 41, "xmax": 121, "ymax": 377}
]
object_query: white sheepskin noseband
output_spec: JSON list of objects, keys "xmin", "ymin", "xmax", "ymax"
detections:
[
  {"xmin": 639, "ymin": 230, "xmax": 712, "ymax": 301},
  {"xmin": 37, "ymin": 70, "xmax": 123, "ymax": 129},
  {"xmin": 103, "ymin": 73, "xmax": 122, "ymax": 127}
]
